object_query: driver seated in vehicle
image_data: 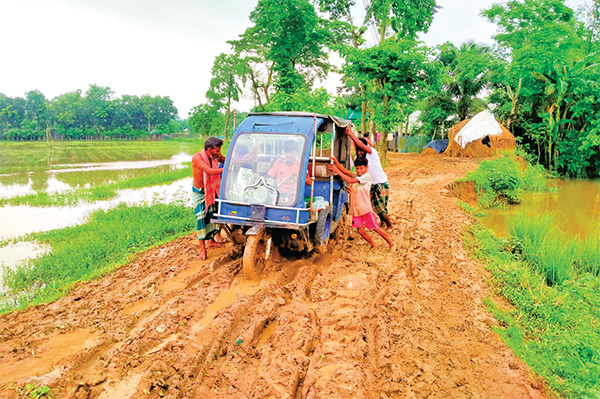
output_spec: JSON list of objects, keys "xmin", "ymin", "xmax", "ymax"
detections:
[{"xmin": 268, "ymin": 140, "xmax": 310, "ymax": 204}]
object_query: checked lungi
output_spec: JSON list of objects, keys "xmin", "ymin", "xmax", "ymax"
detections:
[
  {"xmin": 193, "ymin": 186, "xmax": 219, "ymax": 240},
  {"xmin": 370, "ymin": 182, "xmax": 390, "ymax": 216}
]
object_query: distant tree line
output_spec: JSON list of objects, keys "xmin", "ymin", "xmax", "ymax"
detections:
[{"xmin": 0, "ymin": 85, "xmax": 183, "ymax": 141}]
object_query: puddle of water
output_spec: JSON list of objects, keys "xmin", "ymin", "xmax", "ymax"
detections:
[
  {"xmin": 0, "ymin": 153, "xmax": 192, "ymax": 200},
  {"xmin": 320, "ymin": 363, "xmax": 339, "ymax": 379},
  {"xmin": 193, "ymin": 278, "xmax": 261, "ymax": 331},
  {"xmin": 479, "ymin": 179, "xmax": 600, "ymax": 239},
  {"xmin": 257, "ymin": 320, "xmax": 278, "ymax": 345},
  {"xmin": 0, "ymin": 241, "xmax": 50, "ymax": 293},
  {"xmin": 98, "ymin": 372, "xmax": 143, "ymax": 399},
  {"xmin": 0, "ymin": 178, "xmax": 193, "ymax": 288},
  {"xmin": 0, "ymin": 329, "xmax": 99, "ymax": 385}
]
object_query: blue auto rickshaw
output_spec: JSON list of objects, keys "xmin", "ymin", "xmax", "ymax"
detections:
[{"xmin": 211, "ymin": 112, "xmax": 354, "ymax": 278}]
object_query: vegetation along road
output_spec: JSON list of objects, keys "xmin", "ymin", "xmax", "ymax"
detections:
[{"xmin": 0, "ymin": 153, "xmax": 549, "ymax": 398}]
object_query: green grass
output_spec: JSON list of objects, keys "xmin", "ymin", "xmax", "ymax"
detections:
[
  {"xmin": 0, "ymin": 202, "xmax": 195, "ymax": 314},
  {"xmin": 458, "ymin": 153, "xmax": 549, "ymax": 208},
  {"xmin": 460, "ymin": 153, "xmax": 600, "ymax": 397},
  {"xmin": 0, "ymin": 163, "xmax": 193, "ymax": 207},
  {"xmin": 466, "ymin": 218, "xmax": 600, "ymax": 398}
]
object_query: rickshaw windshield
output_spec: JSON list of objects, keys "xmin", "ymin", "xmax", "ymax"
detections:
[{"xmin": 223, "ymin": 133, "xmax": 306, "ymax": 207}]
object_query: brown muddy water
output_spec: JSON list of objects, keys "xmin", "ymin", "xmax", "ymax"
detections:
[{"xmin": 479, "ymin": 179, "xmax": 600, "ymax": 240}]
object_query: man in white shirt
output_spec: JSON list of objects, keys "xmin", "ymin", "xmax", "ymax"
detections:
[{"xmin": 347, "ymin": 130, "xmax": 394, "ymax": 230}]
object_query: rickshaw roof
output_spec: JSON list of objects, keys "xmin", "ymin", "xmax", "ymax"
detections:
[{"xmin": 234, "ymin": 112, "xmax": 352, "ymax": 141}]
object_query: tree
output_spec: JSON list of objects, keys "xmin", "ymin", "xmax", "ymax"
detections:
[
  {"xmin": 141, "ymin": 95, "xmax": 177, "ymax": 134},
  {"xmin": 188, "ymin": 103, "xmax": 226, "ymax": 137},
  {"xmin": 365, "ymin": 0, "xmax": 439, "ymax": 42},
  {"xmin": 244, "ymin": 0, "xmax": 334, "ymax": 93},
  {"xmin": 206, "ymin": 53, "xmax": 247, "ymax": 140},
  {"xmin": 483, "ymin": 0, "xmax": 600, "ymax": 173},
  {"xmin": 84, "ymin": 84, "xmax": 114, "ymax": 136},
  {"xmin": 342, "ymin": 38, "xmax": 432, "ymax": 137}
]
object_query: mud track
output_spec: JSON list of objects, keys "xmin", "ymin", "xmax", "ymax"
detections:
[{"xmin": 0, "ymin": 154, "xmax": 548, "ymax": 399}]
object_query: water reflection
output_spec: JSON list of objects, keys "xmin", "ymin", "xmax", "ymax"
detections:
[
  {"xmin": 0, "ymin": 153, "xmax": 191, "ymax": 199},
  {"xmin": 0, "ymin": 242, "xmax": 50, "ymax": 292},
  {"xmin": 479, "ymin": 179, "xmax": 600, "ymax": 240}
]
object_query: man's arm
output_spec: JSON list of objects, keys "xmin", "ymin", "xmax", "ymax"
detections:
[
  {"xmin": 346, "ymin": 127, "xmax": 373, "ymax": 154},
  {"xmin": 328, "ymin": 164, "xmax": 358, "ymax": 184},
  {"xmin": 331, "ymin": 156, "xmax": 353, "ymax": 177},
  {"xmin": 217, "ymin": 153, "xmax": 226, "ymax": 163},
  {"xmin": 193, "ymin": 157, "xmax": 223, "ymax": 175}
]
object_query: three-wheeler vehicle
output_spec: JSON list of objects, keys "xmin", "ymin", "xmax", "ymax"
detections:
[{"xmin": 211, "ymin": 112, "xmax": 354, "ymax": 278}]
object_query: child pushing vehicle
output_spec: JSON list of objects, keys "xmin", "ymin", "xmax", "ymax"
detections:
[{"xmin": 328, "ymin": 156, "xmax": 395, "ymax": 251}]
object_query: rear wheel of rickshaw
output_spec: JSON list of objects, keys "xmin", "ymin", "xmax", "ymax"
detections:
[{"xmin": 243, "ymin": 229, "xmax": 268, "ymax": 280}]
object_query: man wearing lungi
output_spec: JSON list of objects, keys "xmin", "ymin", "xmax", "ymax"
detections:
[
  {"xmin": 346, "ymin": 129, "xmax": 394, "ymax": 230},
  {"xmin": 192, "ymin": 137, "xmax": 226, "ymax": 260}
]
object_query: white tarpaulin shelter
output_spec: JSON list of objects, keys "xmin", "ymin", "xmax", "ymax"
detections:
[{"xmin": 453, "ymin": 110, "xmax": 502, "ymax": 148}]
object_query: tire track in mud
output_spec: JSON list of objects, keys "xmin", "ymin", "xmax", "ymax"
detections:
[{"xmin": 1, "ymin": 154, "xmax": 549, "ymax": 399}]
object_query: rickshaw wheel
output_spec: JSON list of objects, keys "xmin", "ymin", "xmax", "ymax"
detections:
[
  {"xmin": 332, "ymin": 204, "xmax": 350, "ymax": 242},
  {"xmin": 314, "ymin": 206, "xmax": 331, "ymax": 254},
  {"xmin": 243, "ymin": 229, "xmax": 267, "ymax": 280}
]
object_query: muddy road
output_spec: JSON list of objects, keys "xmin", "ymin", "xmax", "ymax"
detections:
[{"xmin": 0, "ymin": 154, "xmax": 548, "ymax": 399}]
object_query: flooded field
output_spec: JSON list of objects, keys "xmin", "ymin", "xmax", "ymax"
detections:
[
  {"xmin": 0, "ymin": 140, "xmax": 202, "ymax": 285},
  {"xmin": 479, "ymin": 179, "xmax": 600, "ymax": 240}
]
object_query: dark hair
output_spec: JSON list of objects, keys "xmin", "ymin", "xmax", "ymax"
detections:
[
  {"xmin": 358, "ymin": 138, "xmax": 368, "ymax": 147},
  {"xmin": 355, "ymin": 156, "xmax": 368, "ymax": 167},
  {"xmin": 204, "ymin": 137, "xmax": 223, "ymax": 151}
]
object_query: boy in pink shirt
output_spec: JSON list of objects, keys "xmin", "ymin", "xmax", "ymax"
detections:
[{"xmin": 328, "ymin": 157, "xmax": 395, "ymax": 250}]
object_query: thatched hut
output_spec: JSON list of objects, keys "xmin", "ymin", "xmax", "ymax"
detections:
[{"xmin": 443, "ymin": 111, "xmax": 516, "ymax": 158}]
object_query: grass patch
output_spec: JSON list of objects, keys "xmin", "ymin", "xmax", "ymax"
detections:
[
  {"xmin": 466, "ymin": 220, "xmax": 600, "ymax": 398},
  {"xmin": 0, "ymin": 163, "xmax": 192, "ymax": 207},
  {"xmin": 458, "ymin": 153, "xmax": 549, "ymax": 208},
  {"xmin": 0, "ymin": 202, "xmax": 195, "ymax": 314}
]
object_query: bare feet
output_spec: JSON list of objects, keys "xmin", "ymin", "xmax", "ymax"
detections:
[{"xmin": 206, "ymin": 241, "xmax": 224, "ymax": 248}]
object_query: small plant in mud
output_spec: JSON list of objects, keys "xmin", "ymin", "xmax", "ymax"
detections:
[{"xmin": 14, "ymin": 383, "xmax": 52, "ymax": 399}]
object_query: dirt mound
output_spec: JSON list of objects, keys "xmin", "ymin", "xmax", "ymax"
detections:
[
  {"xmin": 444, "ymin": 119, "xmax": 516, "ymax": 158},
  {"xmin": 0, "ymin": 154, "xmax": 548, "ymax": 399},
  {"xmin": 421, "ymin": 147, "xmax": 442, "ymax": 156}
]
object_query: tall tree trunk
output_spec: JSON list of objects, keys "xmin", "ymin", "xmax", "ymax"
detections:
[{"xmin": 224, "ymin": 99, "xmax": 231, "ymax": 141}]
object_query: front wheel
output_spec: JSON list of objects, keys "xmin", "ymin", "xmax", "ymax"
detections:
[
  {"xmin": 313, "ymin": 206, "xmax": 331, "ymax": 253},
  {"xmin": 243, "ymin": 229, "xmax": 268, "ymax": 280}
]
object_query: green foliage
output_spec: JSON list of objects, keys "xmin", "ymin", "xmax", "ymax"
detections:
[
  {"xmin": 342, "ymin": 38, "xmax": 433, "ymax": 132},
  {"xmin": 482, "ymin": 0, "xmax": 600, "ymax": 176},
  {"xmin": 468, "ymin": 222, "xmax": 600, "ymax": 398},
  {"xmin": 245, "ymin": 0, "xmax": 335, "ymax": 93},
  {"xmin": 1, "ymin": 85, "xmax": 179, "ymax": 141},
  {"xmin": 21, "ymin": 384, "xmax": 52, "ymax": 399},
  {"xmin": 364, "ymin": 0, "xmax": 439, "ymax": 40},
  {"xmin": 1, "ymin": 202, "xmax": 195, "ymax": 313},
  {"xmin": 461, "ymin": 154, "xmax": 549, "ymax": 208},
  {"xmin": 461, "ymin": 155, "xmax": 525, "ymax": 207},
  {"xmin": 263, "ymin": 87, "xmax": 345, "ymax": 115}
]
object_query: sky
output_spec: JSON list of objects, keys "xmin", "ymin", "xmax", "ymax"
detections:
[{"xmin": 0, "ymin": 0, "xmax": 590, "ymax": 118}]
